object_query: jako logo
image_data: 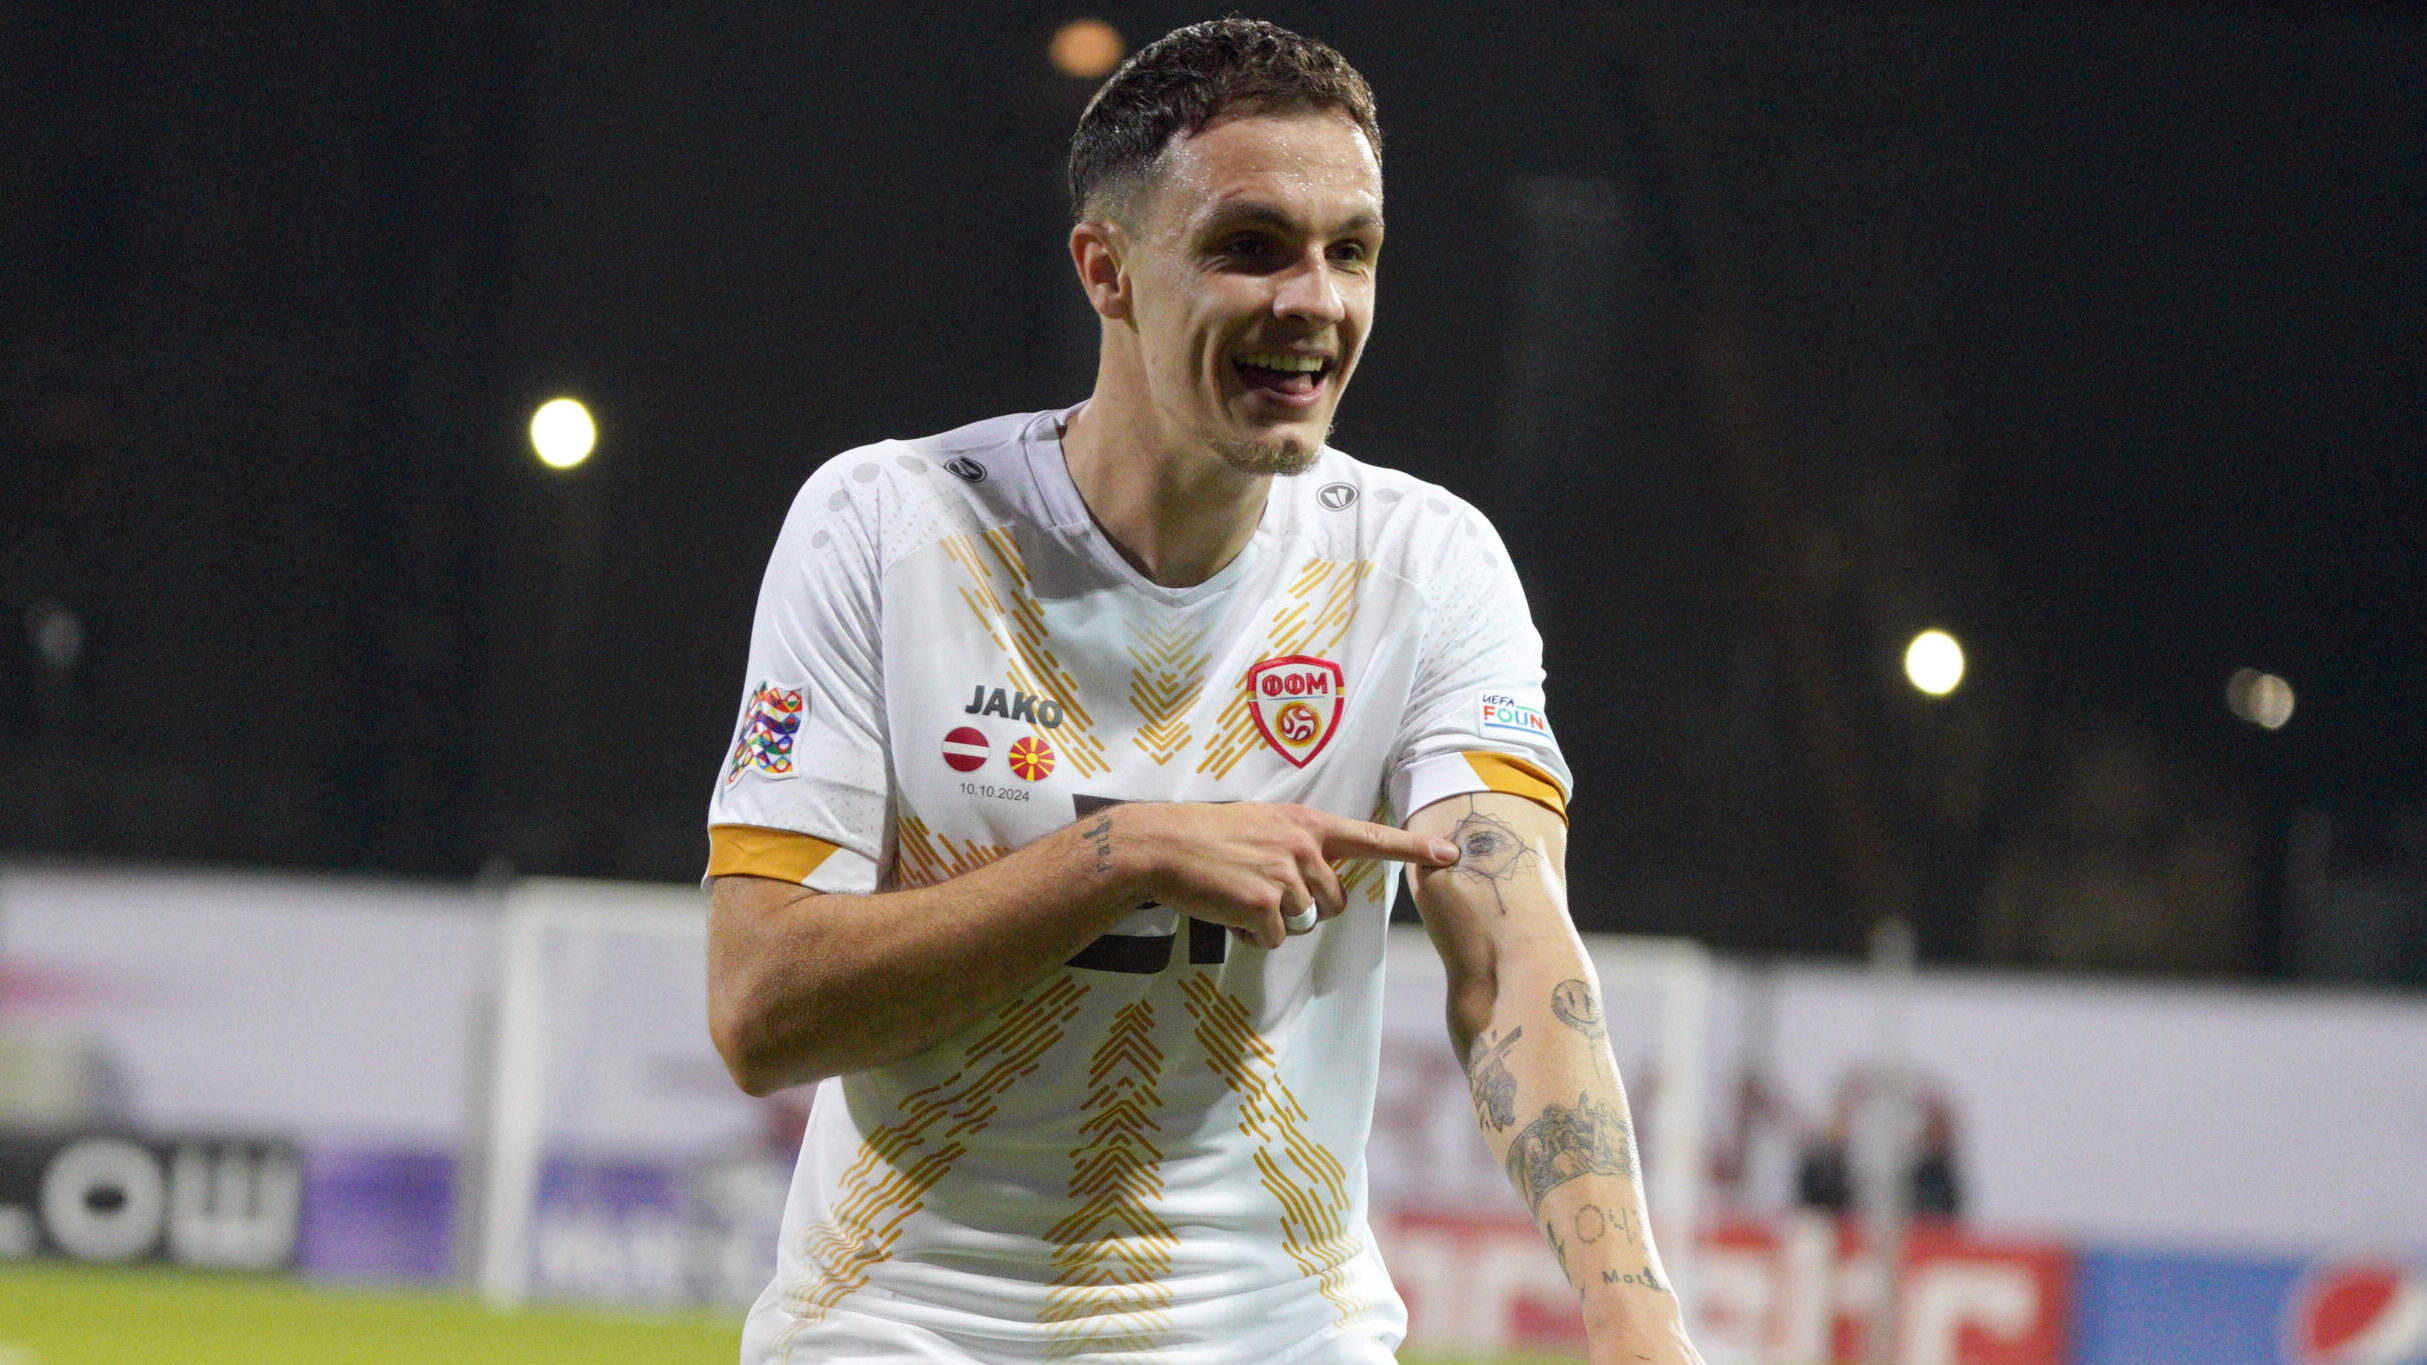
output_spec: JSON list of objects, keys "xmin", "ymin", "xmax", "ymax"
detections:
[
  {"xmin": 963, "ymin": 685, "xmax": 1064, "ymax": 728},
  {"xmin": 2289, "ymin": 1263, "xmax": 2427, "ymax": 1365}
]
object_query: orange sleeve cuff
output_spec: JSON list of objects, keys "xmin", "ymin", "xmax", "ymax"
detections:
[
  {"xmin": 1460, "ymin": 752, "xmax": 1569, "ymax": 824},
  {"xmin": 706, "ymin": 824, "xmax": 843, "ymax": 884}
]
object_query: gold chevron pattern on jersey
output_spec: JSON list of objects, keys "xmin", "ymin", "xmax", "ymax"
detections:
[
  {"xmin": 774, "ymin": 976, "xmax": 1091, "ymax": 1344},
  {"xmin": 893, "ymin": 813, "xmax": 1009, "ymax": 890},
  {"xmin": 1198, "ymin": 558, "xmax": 1375, "ymax": 780},
  {"xmin": 941, "ymin": 529, "xmax": 1111, "ymax": 780},
  {"xmin": 1179, "ymin": 974, "xmax": 1365, "ymax": 1329},
  {"xmin": 1333, "ymin": 798, "xmax": 1396, "ymax": 905},
  {"xmin": 1040, "ymin": 999, "xmax": 1176, "ymax": 1355},
  {"xmin": 1126, "ymin": 620, "xmax": 1213, "ymax": 766}
]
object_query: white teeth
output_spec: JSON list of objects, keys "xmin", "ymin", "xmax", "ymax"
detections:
[{"xmin": 1236, "ymin": 351, "xmax": 1327, "ymax": 374}]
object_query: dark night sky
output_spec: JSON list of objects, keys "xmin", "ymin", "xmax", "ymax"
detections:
[{"xmin": 4, "ymin": 3, "xmax": 2421, "ymax": 968}]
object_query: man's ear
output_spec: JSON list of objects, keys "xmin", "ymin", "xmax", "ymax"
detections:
[{"xmin": 1069, "ymin": 219, "xmax": 1132, "ymax": 322}]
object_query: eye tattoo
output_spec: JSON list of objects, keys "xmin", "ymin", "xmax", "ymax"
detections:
[
  {"xmin": 1445, "ymin": 798, "xmax": 1538, "ymax": 914},
  {"xmin": 1550, "ymin": 979, "xmax": 1605, "ymax": 1040},
  {"xmin": 1465, "ymin": 1026, "xmax": 1523, "ymax": 1132}
]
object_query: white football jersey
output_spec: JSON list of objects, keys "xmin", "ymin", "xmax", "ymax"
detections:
[{"xmin": 707, "ymin": 408, "xmax": 1569, "ymax": 1363}]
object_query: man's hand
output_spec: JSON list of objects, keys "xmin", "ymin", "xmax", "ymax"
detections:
[
  {"xmin": 1110, "ymin": 801, "xmax": 1461, "ymax": 950},
  {"xmin": 708, "ymin": 798, "xmax": 1460, "ymax": 1092}
]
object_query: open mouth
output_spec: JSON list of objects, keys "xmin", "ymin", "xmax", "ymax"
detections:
[{"xmin": 1232, "ymin": 350, "xmax": 1335, "ymax": 402}]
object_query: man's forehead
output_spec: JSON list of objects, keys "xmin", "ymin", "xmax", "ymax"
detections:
[{"xmin": 1151, "ymin": 110, "xmax": 1382, "ymax": 232}]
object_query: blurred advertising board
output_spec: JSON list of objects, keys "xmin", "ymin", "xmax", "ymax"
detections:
[
  {"xmin": 7, "ymin": 863, "xmax": 2427, "ymax": 1365},
  {"xmin": 1383, "ymin": 1210, "xmax": 2071, "ymax": 1365},
  {"xmin": 0, "ymin": 1130, "xmax": 301, "ymax": 1270}
]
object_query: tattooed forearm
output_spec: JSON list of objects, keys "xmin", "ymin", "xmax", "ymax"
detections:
[
  {"xmin": 1505, "ymin": 1092, "xmax": 1634, "ymax": 1216},
  {"xmin": 1550, "ymin": 979, "xmax": 1605, "ymax": 1040},
  {"xmin": 1081, "ymin": 816, "xmax": 1113, "ymax": 875},
  {"xmin": 1445, "ymin": 797, "xmax": 1537, "ymax": 914},
  {"xmin": 1465, "ymin": 1026, "xmax": 1523, "ymax": 1131}
]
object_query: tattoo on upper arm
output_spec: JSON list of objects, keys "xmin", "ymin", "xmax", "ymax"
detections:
[
  {"xmin": 1465, "ymin": 1026, "xmax": 1522, "ymax": 1131},
  {"xmin": 1081, "ymin": 816, "xmax": 1113, "ymax": 875},
  {"xmin": 1444, "ymin": 797, "xmax": 1537, "ymax": 915},
  {"xmin": 1505, "ymin": 1092, "xmax": 1634, "ymax": 1216},
  {"xmin": 1550, "ymin": 979, "xmax": 1605, "ymax": 1040}
]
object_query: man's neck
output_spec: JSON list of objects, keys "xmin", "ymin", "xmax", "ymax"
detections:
[{"xmin": 1060, "ymin": 393, "xmax": 1271, "ymax": 590}]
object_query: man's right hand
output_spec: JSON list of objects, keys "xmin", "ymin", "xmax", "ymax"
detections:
[{"xmin": 1105, "ymin": 802, "xmax": 1461, "ymax": 950}]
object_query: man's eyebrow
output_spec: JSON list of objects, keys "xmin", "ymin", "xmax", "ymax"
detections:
[{"xmin": 1196, "ymin": 202, "xmax": 1384, "ymax": 237}]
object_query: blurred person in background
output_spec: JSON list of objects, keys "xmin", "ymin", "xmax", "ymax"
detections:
[{"xmin": 701, "ymin": 18, "xmax": 1703, "ymax": 1363}]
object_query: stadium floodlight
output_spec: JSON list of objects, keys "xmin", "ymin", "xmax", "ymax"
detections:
[
  {"xmin": 25, "ymin": 599, "xmax": 84, "ymax": 671},
  {"xmin": 2227, "ymin": 668, "xmax": 2295, "ymax": 730},
  {"xmin": 529, "ymin": 398, "xmax": 596, "ymax": 470},
  {"xmin": 1048, "ymin": 19, "xmax": 1124, "ymax": 79},
  {"xmin": 1903, "ymin": 629, "xmax": 1964, "ymax": 697}
]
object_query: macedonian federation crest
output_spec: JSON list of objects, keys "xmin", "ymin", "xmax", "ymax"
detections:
[
  {"xmin": 725, "ymin": 682, "xmax": 804, "ymax": 784},
  {"xmin": 1246, "ymin": 654, "xmax": 1344, "ymax": 768}
]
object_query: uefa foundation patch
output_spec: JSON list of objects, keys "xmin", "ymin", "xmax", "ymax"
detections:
[
  {"xmin": 726, "ymin": 683, "xmax": 805, "ymax": 784},
  {"xmin": 1480, "ymin": 692, "xmax": 1551, "ymax": 742}
]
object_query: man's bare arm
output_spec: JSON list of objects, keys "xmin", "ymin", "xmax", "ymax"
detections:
[
  {"xmin": 1407, "ymin": 791, "xmax": 1704, "ymax": 1365},
  {"xmin": 708, "ymin": 801, "xmax": 1458, "ymax": 1093}
]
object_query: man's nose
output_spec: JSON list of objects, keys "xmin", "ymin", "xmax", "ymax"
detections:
[{"xmin": 1272, "ymin": 253, "xmax": 1346, "ymax": 326}]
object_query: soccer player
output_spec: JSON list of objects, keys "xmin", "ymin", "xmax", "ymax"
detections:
[{"xmin": 704, "ymin": 18, "xmax": 1704, "ymax": 1364}]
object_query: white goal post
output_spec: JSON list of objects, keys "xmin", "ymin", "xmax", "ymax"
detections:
[{"xmin": 476, "ymin": 877, "xmax": 740, "ymax": 1308}]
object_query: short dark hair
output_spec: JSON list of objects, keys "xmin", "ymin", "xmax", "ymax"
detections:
[{"xmin": 1067, "ymin": 18, "xmax": 1382, "ymax": 224}]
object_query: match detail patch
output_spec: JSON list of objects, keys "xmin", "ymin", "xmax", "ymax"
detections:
[
  {"xmin": 1480, "ymin": 692, "xmax": 1551, "ymax": 742},
  {"xmin": 725, "ymin": 683, "xmax": 805, "ymax": 784},
  {"xmin": 942, "ymin": 726, "xmax": 990, "ymax": 773},
  {"xmin": 1007, "ymin": 735, "xmax": 1056, "ymax": 781}
]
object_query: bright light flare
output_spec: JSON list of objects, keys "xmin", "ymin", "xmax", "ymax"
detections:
[
  {"xmin": 1049, "ymin": 20, "xmax": 1124, "ymax": 79},
  {"xmin": 2228, "ymin": 668, "xmax": 2295, "ymax": 730},
  {"xmin": 1903, "ymin": 629, "xmax": 1965, "ymax": 696},
  {"xmin": 529, "ymin": 398, "xmax": 596, "ymax": 470}
]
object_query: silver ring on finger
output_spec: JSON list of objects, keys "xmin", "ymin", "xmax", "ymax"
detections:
[{"xmin": 1283, "ymin": 903, "xmax": 1319, "ymax": 935}]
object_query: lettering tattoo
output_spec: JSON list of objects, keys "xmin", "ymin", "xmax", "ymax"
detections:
[
  {"xmin": 1550, "ymin": 979, "xmax": 1605, "ymax": 1040},
  {"xmin": 1602, "ymin": 1262, "xmax": 1670, "ymax": 1294},
  {"xmin": 1505, "ymin": 1092, "xmax": 1634, "ymax": 1217},
  {"xmin": 1575, "ymin": 1201, "xmax": 1639, "ymax": 1247},
  {"xmin": 1465, "ymin": 1026, "xmax": 1522, "ymax": 1131},
  {"xmin": 1445, "ymin": 797, "xmax": 1536, "ymax": 915},
  {"xmin": 1081, "ymin": 815, "xmax": 1113, "ymax": 875}
]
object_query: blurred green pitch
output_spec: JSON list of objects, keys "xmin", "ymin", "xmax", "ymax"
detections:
[
  {"xmin": 0, "ymin": 1264, "xmax": 738, "ymax": 1364},
  {"xmin": 0, "ymin": 1263, "xmax": 1566, "ymax": 1363}
]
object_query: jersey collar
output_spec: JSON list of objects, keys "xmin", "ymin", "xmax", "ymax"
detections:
[{"xmin": 1019, "ymin": 405, "xmax": 1290, "ymax": 608}]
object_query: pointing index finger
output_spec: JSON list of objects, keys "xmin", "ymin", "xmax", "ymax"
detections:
[{"xmin": 1317, "ymin": 815, "xmax": 1461, "ymax": 867}]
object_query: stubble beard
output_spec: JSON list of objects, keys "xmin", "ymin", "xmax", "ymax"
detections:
[{"xmin": 1210, "ymin": 425, "xmax": 1328, "ymax": 478}]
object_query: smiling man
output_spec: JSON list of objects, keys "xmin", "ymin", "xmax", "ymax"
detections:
[{"xmin": 703, "ymin": 18, "xmax": 1703, "ymax": 1364}]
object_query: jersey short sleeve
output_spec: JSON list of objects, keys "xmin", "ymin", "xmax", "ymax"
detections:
[
  {"xmin": 703, "ymin": 460, "xmax": 891, "ymax": 892},
  {"xmin": 1387, "ymin": 505, "xmax": 1572, "ymax": 824}
]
